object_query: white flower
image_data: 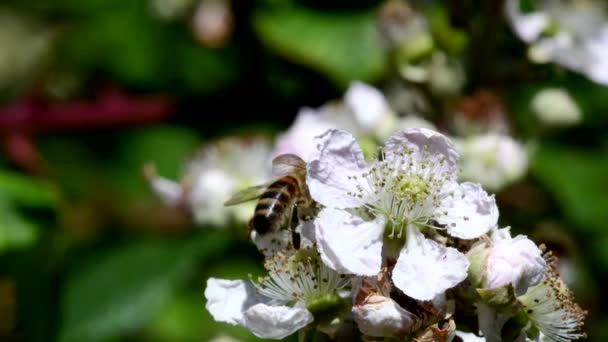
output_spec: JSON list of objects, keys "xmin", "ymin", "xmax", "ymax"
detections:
[
  {"xmin": 517, "ymin": 255, "xmax": 587, "ymax": 342},
  {"xmin": 307, "ymin": 128, "xmax": 498, "ymax": 300},
  {"xmin": 485, "ymin": 228, "xmax": 546, "ymax": 296},
  {"xmin": 530, "ymin": 88, "xmax": 582, "ymax": 126},
  {"xmin": 351, "ymin": 277, "xmax": 419, "ymax": 337},
  {"xmin": 344, "ymin": 81, "xmax": 393, "ymax": 134},
  {"xmin": 273, "ymin": 107, "xmax": 343, "ymax": 161},
  {"xmin": 351, "ymin": 276, "xmax": 445, "ymax": 338},
  {"xmin": 505, "ymin": 0, "xmax": 608, "ymax": 85},
  {"xmin": 273, "ymin": 82, "xmax": 403, "ymax": 161},
  {"xmin": 352, "ymin": 296, "xmax": 417, "ymax": 337},
  {"xmin": 148, "ymin": 135, "xmax": 272, "ymax": 226},
  {"xmin": 191, "ymin": 0, "xmax": 233, "ymax": 48},
  {"xmin": 204, "ymin": 249, "xmax": 350, "ymax": 339},
  {"xmin": 144, "ymin": 165, "xmax": 182, "ymax": 207},
  {"xmin": 455, "ymin": 134, "xmax": 529, "ymax": 192},
  {"xmin": 476, "ymin": 249, "xmax": 586, "ymax": 342}
]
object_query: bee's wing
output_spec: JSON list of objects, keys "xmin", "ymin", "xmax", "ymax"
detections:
[
  {"xmin": 272, "ymin": 154, "xmax": 306, "ymax": 177},
  {"xmin": 223, "ymin": 183, "xmax": 270, "ymax": 206}
]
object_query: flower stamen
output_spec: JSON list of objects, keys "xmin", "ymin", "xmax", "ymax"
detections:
[
  {"xmin": 254, "ymin": 249, "xmax": 350, "ymax": 305},
  {"xmin": 518, "ymin": 251, "xmax": 587, "ymax": 342}
]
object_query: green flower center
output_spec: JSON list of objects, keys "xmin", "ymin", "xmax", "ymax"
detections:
[{"xmin": 397, "ymin": 175, "xmax": 429, "ymax": 201}]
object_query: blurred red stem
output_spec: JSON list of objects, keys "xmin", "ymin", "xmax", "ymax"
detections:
[{"xmin": 0, "ymin": 87, "xmax": 173, "ymax": 134}]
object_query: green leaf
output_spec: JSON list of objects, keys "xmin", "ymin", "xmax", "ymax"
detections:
[
  {"xmin": 253, "ymin": 7, "xmax": 386, "ymax": 87},
  {"xmin": 59, "ymin": 232, "xmax": 229, "ymax": 342},
  {"xmin": 531, "ymin": 144, "xmax": 608, "ymax": 232},
  {"xmin": 143, "ymin": 291, "xmax": 207, "ymax": 342},
  {"xmin": 0, "ymin": 169, "xmax": 56, "ymax": 207},
  {"xmin": 0, "ymin": 202, "xmax": 39, "ymax": 252}
]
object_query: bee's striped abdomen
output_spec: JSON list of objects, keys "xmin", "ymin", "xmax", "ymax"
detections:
[{"xmin": 251, "ymin": 176, "xmax": 299, "ymax": 234}]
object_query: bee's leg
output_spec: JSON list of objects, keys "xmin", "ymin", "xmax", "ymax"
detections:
[
  {"xmin": 290, "ymin": 206, "xmax": 301, "ymax": 250},
  {"xmin": 296, "ymin": 198, "xmax": 319, "ymax": 221}
]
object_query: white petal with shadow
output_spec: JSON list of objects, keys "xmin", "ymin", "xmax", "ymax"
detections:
[
  {"xmin": 315, "ymin": 208, "xmax": 384, "ymax": 276},
  {"xmin": 204, "ymin": 278, "xmax": 262, "ymax": 325},
  {"xmin": 436, "ymin": 182, "xmax": 498, "ymax": 239},
  {"xmin": 243, "ymin": 303, "xmax": 313, "ymax": 339},
  {"xmin": 392, "ymin": 226, "xmax": 469, "ymax": 300},
  {"xmin": 307, "ymin": 129, "xmax": 369, "ymax": 209}
]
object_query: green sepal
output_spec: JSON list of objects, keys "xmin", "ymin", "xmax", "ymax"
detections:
[
  {"xmin": 476, "ymin": 283, "xmax": 517, "ymax": 310},
  {"xmin": 306, "ymin": 293, "xmax": 349, "ymax": 326},
  {"xmin": 466, "ymin": 243, "xmax": 489, "ymax": 288},
  {"xmin": 358, "ymin": 136, "xmax": 379, "ymax": 161}
]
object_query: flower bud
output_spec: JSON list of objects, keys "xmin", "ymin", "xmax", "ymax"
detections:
[
  {"xmin": 352, "ymin": 294, "xmax": 417, "ymax": 337},
  {"xmin": 531, "ymin": 88, "xmax": 582, "ymax": 126},
  {"xmin": 467, "ymin": 228, "xmax": 546, "ymax": 298},
  {"xmin": 456, "ymin": 134, "xmax": 528, "ymax": 192},
  {"xmin": 484, "ymin": 231, "xmax": 546, "ymax": 296}
]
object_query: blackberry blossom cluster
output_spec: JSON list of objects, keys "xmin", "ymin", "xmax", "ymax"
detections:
[{"xmin": 204, "ymin": 128, "xmax": 586, "ymax": 341}]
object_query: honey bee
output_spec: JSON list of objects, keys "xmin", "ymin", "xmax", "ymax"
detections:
[{"xmin": 224, "ymin": 154, "xmax": 316, "ymax": 249}]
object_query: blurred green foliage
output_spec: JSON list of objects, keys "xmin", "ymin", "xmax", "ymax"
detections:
[
  {"xmin": 532, "ymin": 144, "xmax": 608, "ymax": 234},
  {"xmin": 60, "ymin": 232, "xmax": 229, "ymax": 342},
  {"xmin": 0, "ymin": 170, "xmax": 55, "ymax": 252},
  {"xmin": 254, "ymin": 7, "xmax": 386, "ymax": 87}
]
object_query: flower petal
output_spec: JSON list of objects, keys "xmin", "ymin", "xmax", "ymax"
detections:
[
  {"xmin": 352, "ymin": 295, "xmax": 417, "ymax": 337},
  {"xmin": 243, "ymin": 303, "xmax": 313, "ymax": 339},
  {"xmin": 148, "ymin": 175, "xmax": 183, "ymax": 206},
  {"xmin": 477, "ymin": 301, "xmax": 510, "ymax": 342},
  {"xmin": 486, "ymin": 234, "xmax": 546, "ymax": 295},
  {"xmin": 436, "ymin": 182, "xmax": 498, "ymax": 239},
  {"xmin": 385, "ymin": 128, "xmax": 459, "ymax": 174},
  {"xmin": 273, "ymin": 107, "xmax": 337, "ymax": 161},
  {"xmin": 298, "ymin": 220, "xmax": 317, "ymax": 247},
  {"xmin": 307, "ymin": 129, "xmax": 369, "ymax": 208},
  {"xmin": 315, "ymin": 208, "xmax": 384, "ymax": 276},
  {"xmin": 456, "ymin": 133, "xmax": 529, "ymax": 191},
  {"xmin": 504, "ymin": 0, "xmax": 550, "ymax": 42},
  {"xmin": 204, "ymin": 278, "xmax": 261, "ymax": 325},
  {"xmin": 392, "ymin": 226, "xmax": 469, "ymax": 300},
  {"xmin": 344, "ymin": 81, "xmax": 391, "ymax": 132},
  {"xmin": 189, "ymin": 168, "xmax": 237, "ymax": 226}
]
